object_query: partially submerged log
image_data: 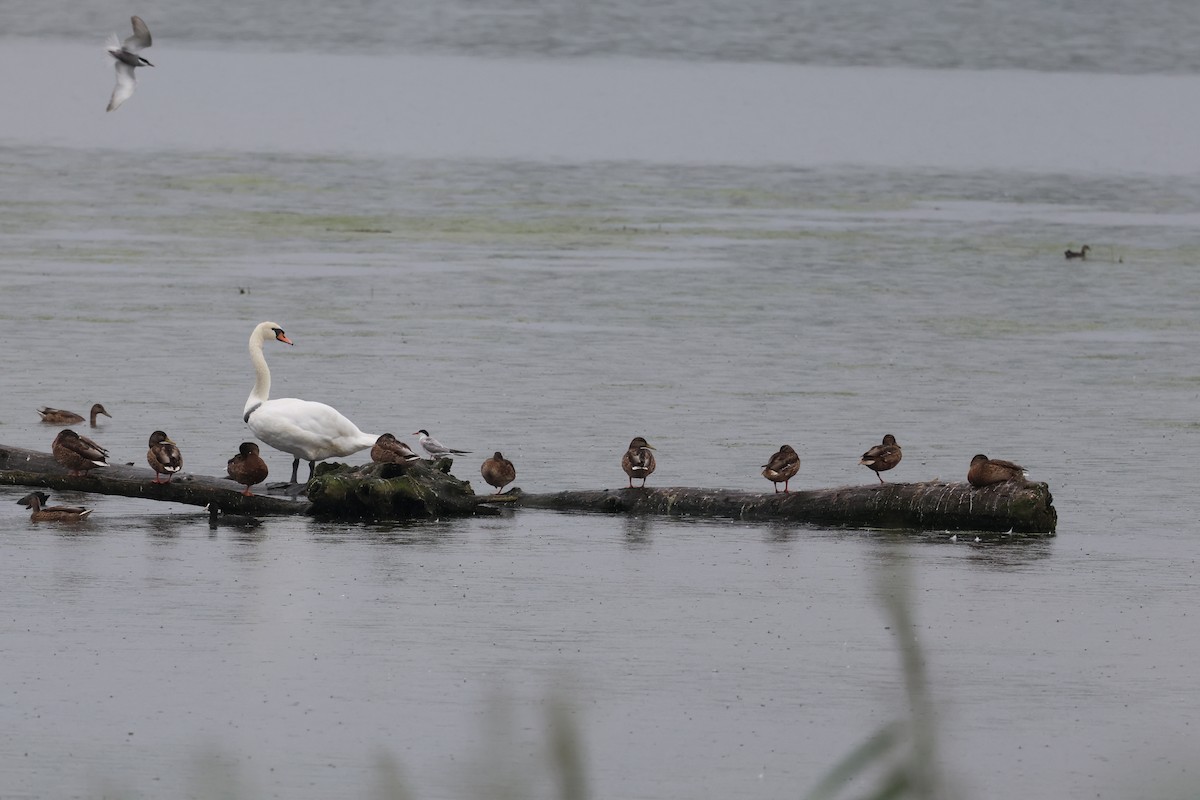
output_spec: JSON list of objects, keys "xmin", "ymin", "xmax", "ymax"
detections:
[
  {"xmin": 3, "ymin": 442, "xmax": 1056, "ymax": 532},
  {"xmin": 0, "ymin": 445, "xmax": 484, "ymax": 521},
  {"xmin": 0, "ymin": 444, "xmax": 307, "ymax": 516},
  {"xmin": 513, "ymin": 480, "xmax": 1057, "ymax": 534}
]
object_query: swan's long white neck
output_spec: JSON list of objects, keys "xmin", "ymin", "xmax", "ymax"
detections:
[{"xmin": 245, "ymin": 323, "xmax": 273, "ymax": 414}]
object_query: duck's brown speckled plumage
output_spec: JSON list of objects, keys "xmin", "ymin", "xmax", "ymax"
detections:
[
  {"xmin": 622, "ymin": 437, "xmax": 656, "ymax": 488},
  {"xmin": 761, "ymin": 444, "xmax": 800, "ymax": 493},
  {"xmin": 371, "ymin": 433, "xmax": 421, "ymax": 465},
  {"xmin": 859, "ymin": 434, "xmax": 902, "ymax": 483},
  {"xmin": 227, "ymin": 442, "xmax": 269, "ymax": 497},
  {"xmin": 146, "ymin": 430, "xmax": 183, "ymax": 484},
  {"xmin": 38, "ymin": 403, "xmax": 111, "ymax": 427},
  {"xmin": 52, "ymin": 429, "xmax": 109, "ymax": 476},
  {"xmin": 17, "ymin": 491, "xmax": 93, "ymax": 522},
  {"xmin": 967, "ymin": 454, "xmax": 1027, "ymax": 487},
  {"xmin": 481, "ymin": 451, "xmax": 517, "ymax": 494}
]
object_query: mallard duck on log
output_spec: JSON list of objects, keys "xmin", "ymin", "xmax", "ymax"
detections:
[
  {"xmin": 1, "ymin": 442, "xmax": 1056, "ymax": 533},
  {"xmin": 761, "ymin": 445, "xmax": 801, "ymax": 493},
  {"xmin": 226, "ymin": 442, "xmax": 269, "ymax": 497},
  {"xmin": 481, "ymin": 452, "xmax": 517, "ymax": 494},
  {"xmin": 859, "ymin": 434, "xmax": 902, "ymax": 483},
  {"xmin": 622, "ymin": 437, "xmax": 657, "ymax": 488},
  {"xmin": 146, "ymin": 430, "xmax": 183, "ymax": 484},
  {"xmin": 52, "ymin": 430, "xmax": 109, "ymax": 476},
  {"xmin": 372, "ymin": 433, "xmax": 422, "ymax": 466}
]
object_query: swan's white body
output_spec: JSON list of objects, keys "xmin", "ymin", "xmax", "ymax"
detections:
[{"xmin": 244, "ymin": 321, "xmax": 377, "ymax": 483}]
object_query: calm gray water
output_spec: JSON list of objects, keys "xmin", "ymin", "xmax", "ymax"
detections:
[
  {"xmin": 9, "ymin": 0, "xmax": 1200, "ymax": 73},
  {"xmin": 2, "ymin": 2, "xmax": 1199, "ymax": 799}
]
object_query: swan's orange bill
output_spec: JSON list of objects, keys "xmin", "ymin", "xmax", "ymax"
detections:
[{"xmin": 276, "ymin": 333, "xmax": 294, "ymax": 345}]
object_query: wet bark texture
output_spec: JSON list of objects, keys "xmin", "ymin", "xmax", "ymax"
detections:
[
  {"xmin": 0, "ymin": 444, "xmax": 307, "ymax": 516},
  {"xmin": 512, "ymin": 481, "xmax": 1057, "ymax": 534},
  {"xmin": 0, "ymin": 445, "xmax": 484, "ymax": 520},
  {"xmin": 3, "ymin": 443, "xmax": 1055, "ymax": 532}
]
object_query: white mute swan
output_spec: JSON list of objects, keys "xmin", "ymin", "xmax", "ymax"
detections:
[{"xmin": 243, "ymin": 321, "xmax": 378, "ymax": 485}]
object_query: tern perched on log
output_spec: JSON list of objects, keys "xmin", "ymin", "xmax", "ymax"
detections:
[{"xmin": 414, "ymin": 430, "xmax": 471, "ymax": 459}]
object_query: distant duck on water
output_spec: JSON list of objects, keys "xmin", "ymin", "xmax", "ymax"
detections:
[
  {"xmin": 17, "ymin": 491, "xmax": 93, "ymax": 522},
  {"xmin": 38, "ymin": 403, "xmax": 111, "ymax": 427},
  {"xmin": 1064, "ymin": 245, "xmax": 1090, "ymax": 260}
]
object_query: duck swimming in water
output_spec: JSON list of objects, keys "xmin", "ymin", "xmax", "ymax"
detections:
[
  {"xmin": 17, "ymin": 491, "xmax": 93, "ymax": 522},
  {"xmin": 38, "ymin": 403, "xmax": 111, "ymax": 427}
]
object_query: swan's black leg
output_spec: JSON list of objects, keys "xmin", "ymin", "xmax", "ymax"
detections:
[{"xmin": 290, "ymin": 457, "xmax": 300, "ymax": 485}]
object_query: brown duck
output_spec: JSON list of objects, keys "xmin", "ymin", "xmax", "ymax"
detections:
[
  {"xmin": 38, "ymin": 403, "xmax": 111, "ymax": 427},
  {"xmin": 17, "ymin": 491, "xmax": 93, "ymax": 522},
  {"xmin": 226, "ymin": 442, "xmax": 269, "ymax": 497},
  {"xmin": 761, "ymin": 444, "xmax": 800, "ymax": 493},
  {"xmin": 147, "ymin": 430, "xmax": 183, "ymax": 484},
  {"xmin": 371, "ymin": 433, "xmax": 422, "ymax": 465},
  {"xmin": 622, "ymin": 437, "xmax": 657, "ymax": 488},
  {"xmin": 481, "ymin": 451, "xmax": 517, "ymax": 494},
  {"xmin": 859, "ymin": 434, "xmax": 902, "ymax": 483},
  {"xmin": 52, "ymin": 429, "xmax": 110, "ymax": 476},
  {"xmin": 967, "ymin": 454, "xmax": 1028, "ymax": 487}
]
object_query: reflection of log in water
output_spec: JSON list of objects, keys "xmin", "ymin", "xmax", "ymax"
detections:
[
  {"xmin": 512, "ymin": 482, "xmax": 1057, "ymax": 534},
  {"xmin": 2, "ymin": 443, "xmax": 1056, "ymax": 533}
]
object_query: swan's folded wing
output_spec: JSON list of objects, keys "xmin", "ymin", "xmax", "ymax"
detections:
[{"xmin": 248, "ymin": 398, "xmax": 375, "ymax": 460}]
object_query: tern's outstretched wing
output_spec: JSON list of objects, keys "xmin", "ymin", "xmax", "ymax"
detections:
[
  {"xmin": 107, "ymin": 61, "xmax": 137, "ymax": 111},
  {"xmin": 124, "ymin": 15, "xmax": 152, "ymax": 52}
]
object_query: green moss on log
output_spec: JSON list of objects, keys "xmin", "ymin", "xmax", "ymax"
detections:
[{"xmin": 306, "ymin": 457, "xmax": 481, "ymax": 519}]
